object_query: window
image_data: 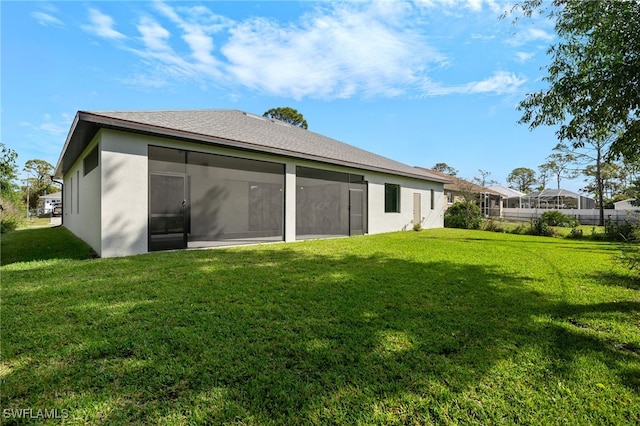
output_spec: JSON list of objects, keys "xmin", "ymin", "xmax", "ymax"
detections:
[
  {"xmin": 69, "ymin": 176, "xmax": 73, "ymax": 214},
  {"xmin": 431, "ymin": 189, "xmax": 435, "ymax": 210},
  {"xmin": 384, "ymin": 183, "xmax": 400, "ymax": 213},
  {"xmin": 76, "ymin": 170, "xmax": 80, "ymax": 214},
  {"xmin": 84, "ymin": 145, "xmax": 99, "ymax": 176},
  {"xmin": 447, "ymin": 192, "xmax": 454, "ymax": 204}
]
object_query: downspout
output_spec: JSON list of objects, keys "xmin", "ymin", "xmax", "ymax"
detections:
[{"xmin": 51, "ymin": 176, "xmax": 63, "ymax": 226}]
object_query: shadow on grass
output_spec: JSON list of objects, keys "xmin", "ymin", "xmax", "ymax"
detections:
[
  {"xmin": 1, "ymin": 226, "xmax": 95, "ymax": 265},
  {"xmin": 588, "ymin": 270, "xmax": 640, "ymax": 291},
  {"xmin": 2, "ymin": 245, "xmax": 639, "ymax": 424}
]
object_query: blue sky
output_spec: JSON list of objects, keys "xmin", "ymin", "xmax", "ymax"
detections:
[{"xmin": 2, "ymin": 0, "xmax": 583, "ymax": 192}]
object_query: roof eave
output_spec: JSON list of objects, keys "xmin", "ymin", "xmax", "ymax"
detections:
[
  {"xmin": 54, "ymin": 112, "xmax": 81, "ymax": 178},
  {"xmin": 57, "ymin": 112, "xmax": 449, "ymax": 184}
]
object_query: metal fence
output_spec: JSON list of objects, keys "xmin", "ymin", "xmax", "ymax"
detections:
[{"xmin": 500, "ymin": 208, "xmax": 640, "ymax": 225}]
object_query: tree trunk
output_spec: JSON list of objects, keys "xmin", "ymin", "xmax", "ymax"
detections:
[{"xmin": 596, "ymin": 144, "xmax": 605, "ymax": 226}]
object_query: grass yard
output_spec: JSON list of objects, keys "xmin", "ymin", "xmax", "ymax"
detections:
[{"xmin": 2, "ymin": 227, "xmax": 639, "ymax": 424}]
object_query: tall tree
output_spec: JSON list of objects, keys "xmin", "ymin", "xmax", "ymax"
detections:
[
  {"xmin": 263, "ymin": 107, "xmax": 308, "ymax": 129},
  {"xmin": 555, "ymin": 136, "xmax": 614, "ymax": 226},
  {"xmin": 472, "ymin": 169, "xmax": 498, "ymax": 187},
  {"xmin": 506, "ymin": 167, "xmax": 537, "ymax": 193},
  {"xmin": 0, "ymin": 143, "xmax": 18, "ymax": 195},
  {"xmin": 431, "ymin": 162, "xmax": 458, "ymax": 176},
  {"xmin": 539, "ymin": 151, "xmax": 579, "ymax": 189},
  {"xmin": 582, "ymin": 162, "xmax": 624, "ymax": 203},
  {"xmin": 536, "ymin": 165, "xmax": 550, "ymax": 190},
  {"xmin": 23, "ymin": 159, "xmax": 59, "ymax": 209},
  {"xmin": 512, "ymin": 1, "xmax": 640, "ymax": 161}
]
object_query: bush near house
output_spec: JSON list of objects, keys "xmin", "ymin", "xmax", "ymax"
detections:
[
  {"xmin": 0, "ymin": 195, "xmax": 25, "ymax": 233},
  {"xmin": 538, "ymin": 210, "xmax": 578, "ymax": 227},
  {"xmin": 444, "ymin": 201, "xmax": 483, "ymax": 229}
]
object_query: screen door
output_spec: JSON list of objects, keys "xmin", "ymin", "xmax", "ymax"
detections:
[{"xmin": 149, "ymin": 173, "xmax": 187, "ymax": 251}]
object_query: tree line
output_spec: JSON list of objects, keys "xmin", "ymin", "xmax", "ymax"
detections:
[{"xmin": 1, "ymin": 143, "xmax": 59, "ymax": 232}]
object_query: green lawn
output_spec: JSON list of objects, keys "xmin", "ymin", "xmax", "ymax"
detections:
[{"xmin": 2, "ymin": 227, "xmax": 639, "ymax": 424}]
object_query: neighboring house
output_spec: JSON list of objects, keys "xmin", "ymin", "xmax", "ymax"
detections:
[
  {"xmin": 415, "ymin": 168, "xmax": 502, "ymax": 217},
  {"xmin": 39, "ymin": 192, "xmax": 62, "ymax": 214},
  {"xmin": 54, "ymin": 110, "xmax": 449, "ymax": 258},
  {"xmin": 614, "ymin": 199, "xmax": 640, "ymax": 210},
  {"xmin": 487, "ymin": 185, "xmax": 526, "ymax": 209},
  {"xmin": 506, "ymin": 188, "xmax": 595, "ymax": 210}
]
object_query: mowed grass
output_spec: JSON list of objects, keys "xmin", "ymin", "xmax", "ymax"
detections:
[{"xmin": 2, "ymin": 227, "xmax": 639, "ymax": 424}]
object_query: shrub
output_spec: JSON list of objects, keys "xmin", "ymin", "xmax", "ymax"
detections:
[
  {"xmin": 617, "ymin": 243, "xmax": 640, "ymax": 275},
  {"xmin": 0, "ymin": 195, "xmax": 26, "ymax": 233},
  {"xmin": 566, "ymin": 226, "xmax": 584, "ymax": 239},
  {"xmin": 604, "ymin": 218, "xmax": 638, "ymax": 242},
  {"xmin": 539, "ymin": 210, "xmax": 578, "ymax": 227},
  {"xmin": 444, "ymin": 202, "xmax": 483, "ymax": 230},
  {"xmin": 484, "ymin": 218, "xmax": 505, "ymax": 233},
  {"xmin": 529, "ymin": 218, "xmax": 558, "ymax": 237},
  {"xmin": 510, "ymin": 224, "xmax": 527, "ymax": 235}
]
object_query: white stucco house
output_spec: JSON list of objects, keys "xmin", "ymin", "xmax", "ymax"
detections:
[
  {"xmin": 614, "ymin": 199, "xmax": 640, "ymax": 210},
  {"xmin": 54, "ymin": 110, "xmax": 449, "ymax": 258},
  {"xmin": 39, "ymin": 192, "xmax": 62, "ymax": 214}
]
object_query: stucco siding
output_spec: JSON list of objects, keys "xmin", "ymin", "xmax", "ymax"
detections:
[
  {"xmin": 366, "ymin": 173, "xmax": 444, "ymax": 234},
  {"xmin": 284, "ymin": 163, "xmax": 297, "ymax": 242},
  {"xmin": 62, "ymin": 136, "xmax": 101, "ymax": 255},
  {"xmin": 100, "ymin": 130, "xmax": 149, "ymax": 257}
]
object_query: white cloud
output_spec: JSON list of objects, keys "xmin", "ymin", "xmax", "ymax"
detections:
[
  {"xmin": 31, "ymin": 11, "xmax": 64, "ymax": 28},
  {"xmin": 515, "ymin": 51, "xmax": 534, "ymax": 63},
  {"xmin": 129, "ymin": 11, "xmax": 223, "ymax": 83},
  {"xmin": 82, "ymin": 8, "xmax": 126, "ymax": 40},
  {"xmin": 415, "ymin": 0, "xmax": 505, "ymax": 13},
  {"xmin": 422, "ymin": 71, "xmax": 526, "ymax": 96},
  {"xmin": 154, "ymin": 2, "xmax": 229, "ymax": 67},
  {"xmin": 506, "ymin": 26, "xmax": 554, "ymax": 46},
  {"xmin": 471, "ymin": 33, "xmax": 496, "ymax": 41},
  {"xmin": 137, "ymin": 16, "xmax": 171, "ymax": 52},
  {"xmin": 526, "ymin": 27, "xmax": 554, "ymax": 42},
  {"xmin": 81, "ymin": 1, "xmax": 528, "ymax": 99},
  {"xmin": 221, "ymin": 3, "xmax": 447, "ymax": 99},
  {"xmin": 40, "ymin": 123, "xmax": 67, "ymax": 135},
  {"xmin": 27, "ymin": 113, "xmax": 73, "ymax": 136},
  {"xmin": 466, "ymin": 71, "xmax": 526, "ymax": 94}
]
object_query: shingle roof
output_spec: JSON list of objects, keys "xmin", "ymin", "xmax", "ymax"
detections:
[
  {"xmin": 487, "ymin": 185, "xmax": 526, "ymax": 198},
  {"xmin": 415, "ymin": 167, "xmax": 495, "ymax": 194},
  {"xmin": 55, "ymin": 109, "xmax": 448, "ymax": 183},
  {"xmin": 526, "ymin": 188, "xmax": 582, "ymax": 198}
]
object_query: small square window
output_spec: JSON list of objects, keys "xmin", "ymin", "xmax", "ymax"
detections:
[
  {"xmin": 385, "ymin": 183, "xmax": 400, "ymax": 213},
  {"xmin": 84, "ymin": 145, "xmax": 99, "ymax": 176}
]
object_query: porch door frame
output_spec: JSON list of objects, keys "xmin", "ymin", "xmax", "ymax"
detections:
[
  {"xmin": 349, "ymin": 187, "xmax": 365, "ymax": 236},
  {"xmin": 149, "ymin": 172, "xmax": 188, "ymax": 251},
  {"xmin": 413, "ymin": 193, "xmax": 421, "ymax": 227}
]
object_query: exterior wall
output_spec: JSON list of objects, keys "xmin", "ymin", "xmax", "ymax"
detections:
[
  {"xmin": 67, "ymin": 130, "xmax": 446, "ymax": 257},
  {"xmin": 614, "ymin": 200, "xmax": 640, "ymax": 210},
  {"xmin": 100, "ymin": 130, "xmax": 149, "ymax": 257},
  {"xmin": 284, "ymin": 163, "xmax": 296, "ymax": 242},
  {"xmin": 62, "ymin": 136, "xmax": 101, "ymax": 255},
  {"xmin": 289, "ymin": 159, "xmax": 445, "ymax": 234},
  {"xmin": 40, "ymin": 194, "xmax": 62, "ymax": 214},
  {"xmin": 366, "ymin": 172, "xmax": 444, "ymax": 233}
]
